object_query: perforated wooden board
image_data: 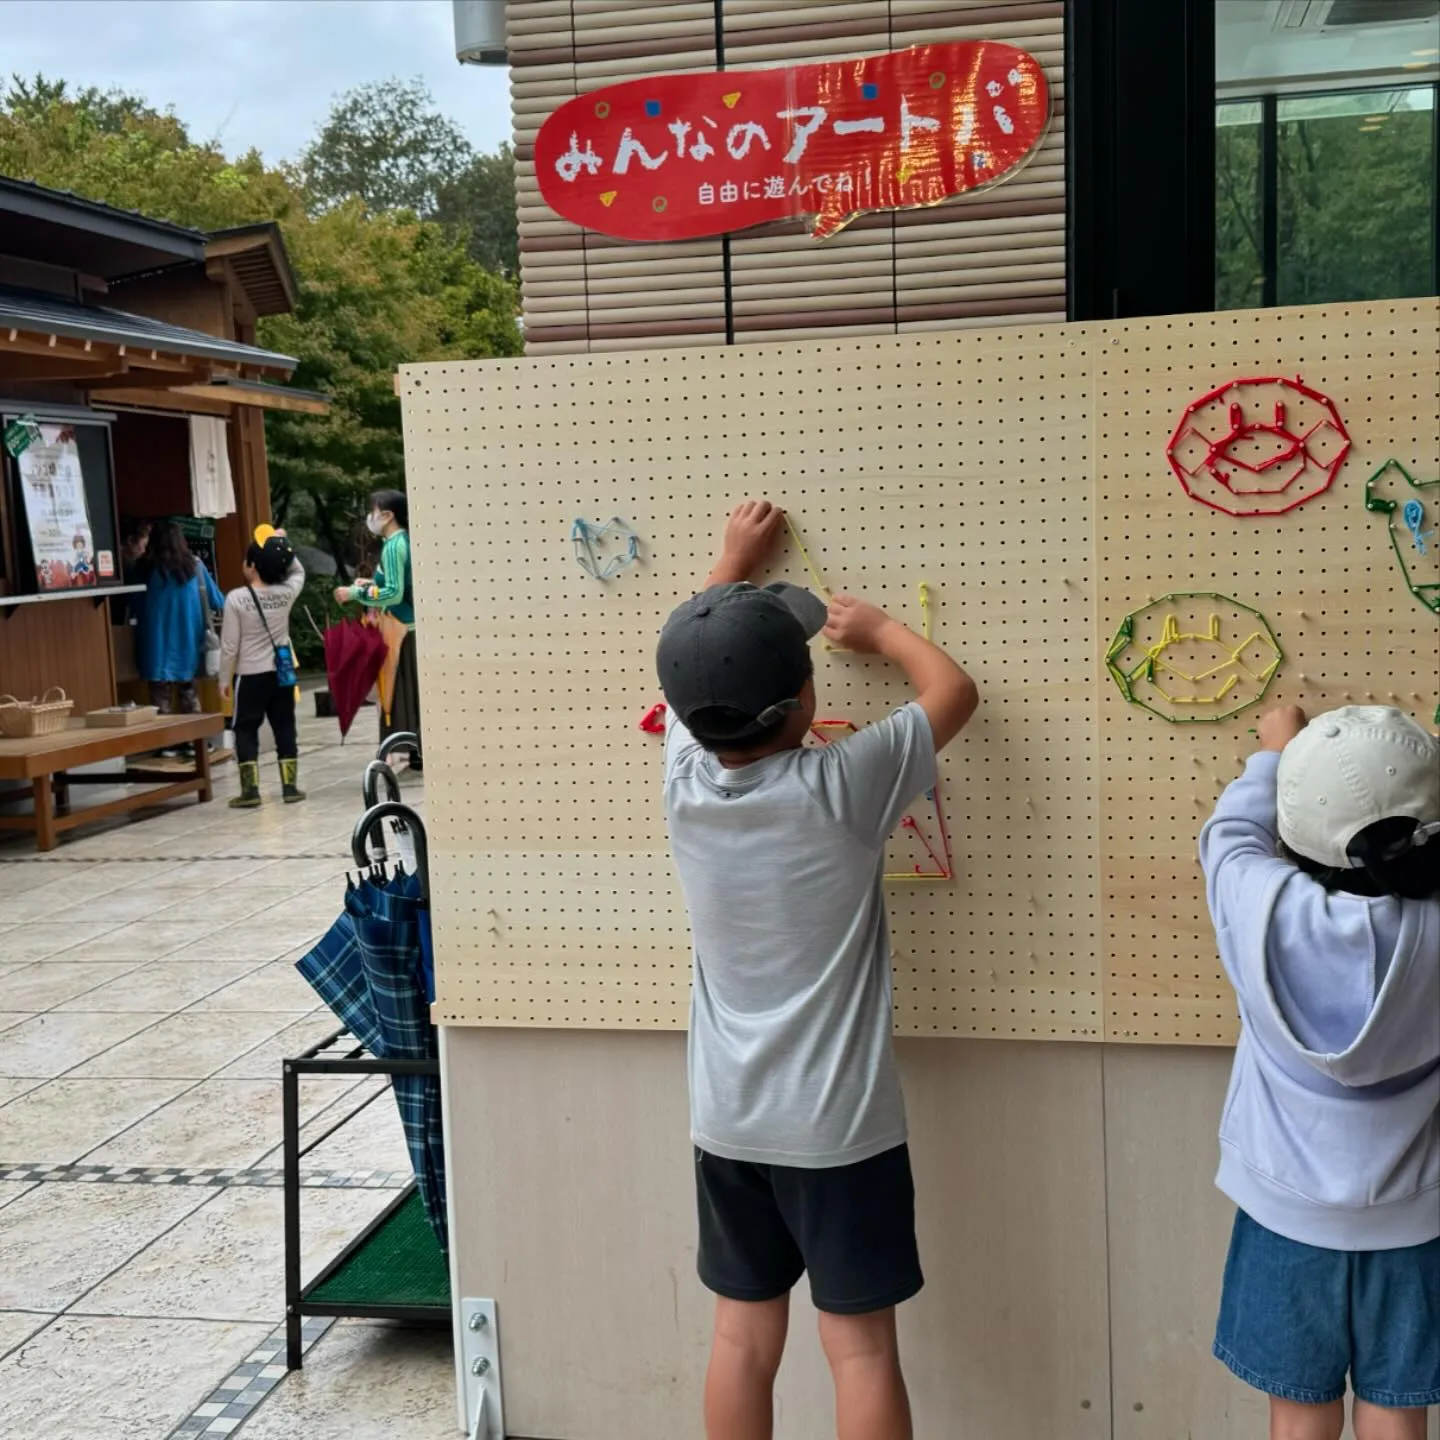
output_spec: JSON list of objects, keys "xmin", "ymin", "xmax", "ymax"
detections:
[
  {"xmin": 1097, "ymin": 302, "xmax": 1440, "ymax": 1044},
  {"xmin": 400, "ymin": 299, "xmax": 1440, "ymax": 1041}
]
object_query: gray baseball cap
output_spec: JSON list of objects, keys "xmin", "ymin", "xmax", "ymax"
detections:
[{"xmin": 657, "ymin": 582, "xmax": 828, "ymax": 744}]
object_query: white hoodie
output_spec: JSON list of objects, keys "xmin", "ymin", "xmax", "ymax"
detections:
[{"xmin": 1200, "ymin": 751, "xmax": 1440, "ymax": 1251}]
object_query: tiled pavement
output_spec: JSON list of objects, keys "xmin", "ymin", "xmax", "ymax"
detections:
[{"xmin": 0, "ymin": 703, "xmax": 458, "ymax": 1439}]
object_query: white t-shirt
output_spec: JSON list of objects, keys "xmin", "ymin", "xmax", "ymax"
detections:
[
  {"xmin": 664, "ymin": 702, "xmax": 937, "ymax": 1168},
  {"xmin": 218, "ymin": 559, "xmax": 305, "ymax": 684}
]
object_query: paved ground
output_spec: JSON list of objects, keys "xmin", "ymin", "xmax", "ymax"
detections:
[{"xmin": 0, "ymin": 702, "xmax": 458, "ymax": 1438}]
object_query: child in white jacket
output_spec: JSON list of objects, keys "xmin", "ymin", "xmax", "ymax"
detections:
[
  {"xmin": 1200, "ymin": 704, "xmax": 1439, "ymax": 1440},
  {"xmin": 219, "ymin": 531, "xmax": 306, "ymax": 809}
]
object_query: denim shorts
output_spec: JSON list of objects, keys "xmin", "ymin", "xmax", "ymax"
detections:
[{"xmin": 1214, "ymin": 1209, "xmax": 1440, "ymax": 1408}]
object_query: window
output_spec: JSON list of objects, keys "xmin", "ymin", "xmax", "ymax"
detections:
[{"xmin": 1217, "ymin": 85, "xmax": 1437, "ymax": 308}]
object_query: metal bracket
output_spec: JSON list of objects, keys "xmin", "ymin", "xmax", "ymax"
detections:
[{"xmin": 461, "ymin": 1298, "xmax": 504, "ymax": 1440}]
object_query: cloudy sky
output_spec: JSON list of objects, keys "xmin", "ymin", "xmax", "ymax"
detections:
[{"xmin": 4, "ymin": 0, "xmax": 513, "ymax": 161}]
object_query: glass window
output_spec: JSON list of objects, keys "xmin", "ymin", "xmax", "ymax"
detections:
[
  {"xmin": 1216, "ymin": 101, "xmax": 1265, "ymax": 310},
  {"xmin": 1215, "ymin": 84, "xmax": 1436, "ymax": 308},
  {"xmin": 1275, "ymin": 87, "xmax": 1435, "ymax": 304}
]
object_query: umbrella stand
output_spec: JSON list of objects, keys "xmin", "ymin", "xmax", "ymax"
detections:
[{"xmin": 282, "ymin": 1027, "xmax": 447, "ymax": 1370}]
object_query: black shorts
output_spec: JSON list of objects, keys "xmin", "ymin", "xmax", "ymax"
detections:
[{"xmin": 695, "ymin": 1143, "xmax": 923, "ymax": 1315}]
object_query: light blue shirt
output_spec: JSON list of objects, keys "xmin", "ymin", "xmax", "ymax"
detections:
[
  {"xmin": 665, "ymin": 702, "xmax": 936, "ymax": 1168},
  {"xmin": 1201, "ymin": 752, "xmax": 1440, "ymax": 1250}
]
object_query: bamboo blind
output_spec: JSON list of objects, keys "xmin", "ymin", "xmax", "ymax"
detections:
[{"xmin": 510, "ymin": 0, "xmax": 1066, "ymax": 354}]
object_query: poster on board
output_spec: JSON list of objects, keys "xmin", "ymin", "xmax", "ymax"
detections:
[
  {"xmin": 17, "ymin": 424, "xmax": 97, "ymax": 590},
  {"xmin": 536, "ymin": 42, "xmax": 1050, "ymax": 242}
]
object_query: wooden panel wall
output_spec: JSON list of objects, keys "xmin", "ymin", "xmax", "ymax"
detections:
[
  {"xmin": 510, "ymin": 0, "xmax": 1065, "ymax": 354},
  {"xmin": 445, "ymin": 1032, "xmax": 1114, "ymax": 1440},
  {"xmin": 402, "ymin": 298, "xmax": 1440, "ymax": 1044},
  {"xmin": 0, "ymin": 597, "xmax": 115, "ymax": 713}
]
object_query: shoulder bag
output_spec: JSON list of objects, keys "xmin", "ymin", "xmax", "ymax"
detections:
[{"xmin": 245, "ymin": 584, "xmax": 298, "ymax": 688}]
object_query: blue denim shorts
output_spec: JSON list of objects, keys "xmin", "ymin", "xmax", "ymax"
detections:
[{"xmin": 1215, "ymin": 1210, "xmax": 1440, "ymax": 1408}]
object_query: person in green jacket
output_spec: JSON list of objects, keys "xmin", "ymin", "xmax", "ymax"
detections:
[{"xmin": 335, "ymin": 489, "xmax": 421, "ymax": 770}]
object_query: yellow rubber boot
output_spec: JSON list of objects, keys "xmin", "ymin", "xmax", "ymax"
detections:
[
  {"xmin": 229, "ymin": 761, "xmax": 262, "ymax": 809},
  {"xmin": 280, "ymin": 757, "xmax": 306, "ymax": 805}
]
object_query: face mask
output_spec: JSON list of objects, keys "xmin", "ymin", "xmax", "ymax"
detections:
[{"xmin": 365, "ymin": 512, "xmax": 386, "ymax": 536}]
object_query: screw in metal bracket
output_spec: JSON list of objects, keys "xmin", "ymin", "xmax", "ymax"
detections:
[
  {"xmin": 471, "ymin": 1357, "xmax": 490, "ymax": 1377},
  {"xmin": 468, "ymin": 1313, "xmax": 489, "ymax": 1332}
]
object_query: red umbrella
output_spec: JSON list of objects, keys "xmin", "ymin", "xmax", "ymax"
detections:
[{"xmin": 324, "ymin": 618, "xmax": 389, "ymax": 738}]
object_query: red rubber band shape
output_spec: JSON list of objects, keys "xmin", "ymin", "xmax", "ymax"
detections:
[{"xmin": 1165, "ymin": 375, "xmax": 1351, "ymax": 518}]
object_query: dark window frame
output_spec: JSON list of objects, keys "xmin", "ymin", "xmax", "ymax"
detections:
[{"xmin": 1067, "ymin": 0, "xmax": 1218, "ymax": 320}]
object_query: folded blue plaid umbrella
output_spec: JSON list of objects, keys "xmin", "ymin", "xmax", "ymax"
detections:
[
  {"xmin": 293, "ymin": 882, "xmax": 384, "ymax": 1058},
  {"xmin": 349, "ymin": 802, "xmax": 447, "ymax": 1256}
]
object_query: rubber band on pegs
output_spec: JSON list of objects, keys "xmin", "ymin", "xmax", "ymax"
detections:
[
  {"xmin": 573, "ymin": 517, "xmax": 640, "ymax": 581},
  {"xmin": 1104, "ymin": 592, "xmax": 1283, "ymax": 724},
  {"xmin": 783, "ymin": 512, "xmax": 935, "ymax": 645},
  {"xmin": 1365, "ymin": 461, "xmax": 1440, "ymax": 617}
]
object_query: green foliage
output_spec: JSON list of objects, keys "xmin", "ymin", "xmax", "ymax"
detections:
[
  {"xmin": 0, "ymin": 76, "xmax": 298, "ymax": 231},
  {"xmin": 301, "ymin": 76, "xmax": 471, "ymax": 218},
  {"xmin": 1274, "ymin": 105, "xmax": 1434, "ymax": 305},
  {"xmin": 305, "ymin": 78, "xmax": 519, "ymax": 277},
  {"xmin": 0, "ymin": 72, "xmax": 522, "ymax": 569},
  {"xmin": 1215, "ymin": 90, "xmax": 1436, "ymax": 311},
  {"xmin": 435, "ymin": 143, "xmax": 520, "ymax": 278}
]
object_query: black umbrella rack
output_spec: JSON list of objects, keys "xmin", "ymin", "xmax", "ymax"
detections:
[{"xmin": 282, "ymin": 733, "xmax": 449, "ymax": 1372}]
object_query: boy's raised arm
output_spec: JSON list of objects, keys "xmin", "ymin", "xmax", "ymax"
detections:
[
  {"xmin": 704, "ymin": 499, "xmax": 786, "ymax": 587},
  {"xmin": 825, "ymin": 595, "xmax": 978, "ymax": 751}
]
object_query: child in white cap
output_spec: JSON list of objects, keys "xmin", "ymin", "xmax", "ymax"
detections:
[{"xmin": 1200, "ymin": 704, "xmax": 1440, "ymax": 1440}]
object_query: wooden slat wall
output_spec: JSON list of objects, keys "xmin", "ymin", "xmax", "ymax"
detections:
[
  {"xmin": 511, "ymin": 0, "xmax": 1066, "ymax": 354},
  {"xmin": 512, "ymin": 1, "xmax": 727, "ymax": 354}
]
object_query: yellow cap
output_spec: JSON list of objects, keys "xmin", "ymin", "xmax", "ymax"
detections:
[{"xmin": 253, "ymin": 524, "xmax": 276, "ymax": 546}]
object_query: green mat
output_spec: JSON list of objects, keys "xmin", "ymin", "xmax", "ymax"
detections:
[{"xmin": 308, "ymin": 1189, "xmax": 451, "ymax": 1309}]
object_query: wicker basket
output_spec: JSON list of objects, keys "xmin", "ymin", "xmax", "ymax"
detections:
[{"xmin": 0, "ymin": 687, "xmax": 75, "ymax": 738}]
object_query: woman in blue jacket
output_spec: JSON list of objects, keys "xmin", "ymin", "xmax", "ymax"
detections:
[{"xmin": 137, "ymin": 521, "xmax": 223, "ymax": 717}]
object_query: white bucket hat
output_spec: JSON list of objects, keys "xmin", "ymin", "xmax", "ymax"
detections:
[{"xmin": 1277, "ymin": 706, "xmax": 1440, "ymax": 870}]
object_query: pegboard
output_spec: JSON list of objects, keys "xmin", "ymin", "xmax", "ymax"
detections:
[
  {"xmin": 1097, "ymin": 302, "xmax": 1440, "ymax": 1044},
  {"xmin": 399, "ymin": 298, "xmax": 1439, "ymax": 1043}
]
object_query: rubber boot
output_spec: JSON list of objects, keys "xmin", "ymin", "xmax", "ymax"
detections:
[
  {"xmin": 280, "ymin": 757, "xmax": 307, "ymax": 805},
  {"xmin": 229, "ymin": 761, "xmax": 262, "ymax": 809}
]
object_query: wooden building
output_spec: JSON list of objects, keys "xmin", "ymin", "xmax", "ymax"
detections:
[{"xmin": 0, "ymin": 177, "xmax": 325, "ymax": 714}]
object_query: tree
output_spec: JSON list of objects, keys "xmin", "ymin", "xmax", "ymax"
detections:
[
  {"xmin": 258, "ymin": 203, "xmax": 521, "ymax": 570},
  {"xmin": 301, "ymin": 76, "xmax": 471, "ymax": 217},
  {"xmin": 0, "ymin": 74, "xmax": 522, "ymax": 570},
  {"xmin": 1214, "ymin": 90, "xmax": 1435, "ymax": 310},
  {"xmin": 0, "ymin": 74, "xmax": 298, "ymax": 232},
  {"xmin": 435, "ymin": 143, "xmax": 520, "ymax": 278},
  {"xmin": 305, "ymin": 77, "xmax": 520, "ymax": 278}
]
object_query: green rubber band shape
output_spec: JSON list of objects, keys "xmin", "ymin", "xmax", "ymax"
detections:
[
  {"xmin": 1105, "ymin": 592, "xmax": 1284, "ymax": 724},
  {"xmin": 1364, "ymin": 459, "xmax": 1440, "ymax": 617}
]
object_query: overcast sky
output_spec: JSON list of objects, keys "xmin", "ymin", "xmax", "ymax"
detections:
[{"xmin": 3, "ymin": 0, "xmax": 513, "ymax": 162}]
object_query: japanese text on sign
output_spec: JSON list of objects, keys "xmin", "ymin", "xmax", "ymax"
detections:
[{"xmin": 535, "ymin": 43, "xmax": 1050, "ymax": 243}]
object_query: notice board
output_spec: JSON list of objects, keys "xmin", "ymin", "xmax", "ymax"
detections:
[{"xmin": 399, "ymin": 299, "xmax": 1440, "ymax": 1044}]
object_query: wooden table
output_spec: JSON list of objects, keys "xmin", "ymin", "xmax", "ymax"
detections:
[{"xmin": 0, "ymin": 714, "xmax": 224, "ymax": 852}]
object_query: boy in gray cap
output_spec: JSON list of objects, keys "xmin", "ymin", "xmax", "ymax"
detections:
[{"xmin": 657, "ymin": 499, "xmax": 978, "ymax": 1440}]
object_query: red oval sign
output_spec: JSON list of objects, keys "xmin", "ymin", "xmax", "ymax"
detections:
[{"xmin": 535, "ymin": 43, "xmax": 1050, "ymax": 243}]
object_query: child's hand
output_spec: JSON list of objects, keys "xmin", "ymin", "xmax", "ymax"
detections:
[
  {"xmin": 332, "ymin": 586, "xmax": 351, "ymax": 606},
  {"xmin": 713, "ymin": 500, "xmax": 785, "ymax": 582},
  {"xmin": 824, "ymin": 594, "xmax": 897, "ymax": 653},
  {"xmin": 1258, "ymin": 704, "xmax": 1307, "ymax": 752}
]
